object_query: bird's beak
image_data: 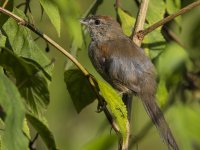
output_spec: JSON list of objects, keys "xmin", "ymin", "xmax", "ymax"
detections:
[{"xmin": 80, "ymin": 19, "xmax": 89, "ymax": 26}]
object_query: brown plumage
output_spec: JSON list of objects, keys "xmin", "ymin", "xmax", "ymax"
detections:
[{"xmin": 81, "ymin": 15, "xmax": 179, "ymax": 150}]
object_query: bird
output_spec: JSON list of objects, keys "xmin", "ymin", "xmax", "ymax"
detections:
[{"xmin": 80, "ymin": 15, "xmax": 179, "ymax": 150}]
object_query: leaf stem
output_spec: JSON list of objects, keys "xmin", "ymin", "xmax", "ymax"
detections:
[{"xmin": 83, "ymin": 0, "xmax": 103, "ymax": 17}]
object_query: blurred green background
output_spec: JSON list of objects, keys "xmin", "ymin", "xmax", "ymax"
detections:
[{"xmin": 13, "ymin": 0, "xmax": 200, "ymax": 149}]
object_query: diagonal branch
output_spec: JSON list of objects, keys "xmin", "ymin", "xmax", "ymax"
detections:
[
  {"xmin": 83, "ymin": 0, "xmax": 104, "ymax": 18},
  {"xmin": 0, "ymin": 7, "xmax": 89, "ymax": 76},
  {"xmin": 0, "ymin": 6, "xmax": 120, "ymax": 135},
  {"xmin": 131, "ymin": 0, "xmax": 149, "ymax": 46},
  {"xmin": 138, "ymin": 0, "xmax": 200, "ymax": 40}
]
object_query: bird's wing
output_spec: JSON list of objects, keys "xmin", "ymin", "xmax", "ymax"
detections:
[{"xmin": 97, "ymin": 38, "xmax": 142, "ymax": 93}]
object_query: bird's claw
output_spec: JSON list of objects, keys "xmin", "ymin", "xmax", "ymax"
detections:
[{"xmin": 96, "ymin": 101, "xmax": 107, "ymax": 113}]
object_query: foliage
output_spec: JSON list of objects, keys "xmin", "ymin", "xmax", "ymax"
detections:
[
  {"xmin": 64, "ymin": 69, "xmax": 96, "ymax": 113},
  {"xmin": 0, "ymin": 67, "xmax": 28, "ymax": 150},
  {"xmin": 0, "ymin": 0, "xmax": 200, "ymax": 150}
]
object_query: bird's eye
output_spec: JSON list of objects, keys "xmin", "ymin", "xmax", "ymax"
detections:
[{"xmin": 94, "ymin": 19, "xmax": 100, "ymax": 25}]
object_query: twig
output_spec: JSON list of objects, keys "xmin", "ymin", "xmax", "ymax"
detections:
[
  {"xmin": 138, "ymin": 0, "xmax": 200, "ymax": 39},
  {"xmin": 2, "ymin": 0, "xmax": 8, "ymax": 8},
  {"xmin": 162, "ymin": 25, "xmax": 185, "ymax": 48},
  {"xmin": 29, "ymin": 133, "xmax": 39, "ymax": 150},
  {"xmin": 83, "ymin": 0, "xmax": 103, "ymax": 17},
  {"xmin": 114, "ymin": 0, "xmax": 120, "ymax": 8},
  {"xmin": 0, "ymin": 7, "xmax": 88, "ymax": 76},
  {"xmin": 24, "ymin": 0, "xmax": 31, "ymax": 14},
  {"xmin": 16, "ymin": 2, "xmax": 26, "ymax": 8},
  {"xmin": 0, "ymin": 6, "xmax": 120, "ymax": 135},
  {"xmin": 131, "ymin": 0, "xmax": 149, "ymax": 46}
]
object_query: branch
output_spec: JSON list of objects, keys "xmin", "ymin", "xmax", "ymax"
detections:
[
  {"xmin": 162, "ymin": 25, "xmax": 185, "ymax": 48},
  {"xmin": 24, "ymin": 0, "xmax": 31, "ymax": 14},
  {"xmin": 131, "ymin": 0, "xmax": 149, "ymax": 46},
  {"xmin": 2, "ymin": 0, "xmax": 8, "ymax": 8},
  {"xmin": 0, "ymin": 6, "xmax": 120, "ymax": 134},
  {"xmin": 0, "ymin": 7, "xmax": 89, "ymax": 76},
  {"xmin": 115, "ymin": 0, "xmax": 120, "ymax": 8},
  {"xmin": 82, "ymin": 0, "xmax": 103, "ymax": 18},
  {"xmin": 138, "ymin": 0, "xmax": 200, "ymax": 39}
]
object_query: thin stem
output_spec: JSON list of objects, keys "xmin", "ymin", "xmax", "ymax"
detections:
[
  {"xmin": 162, "ymin": 25, "xmax": 185, "ymax": 48},
  {"xmin": 0, "ymin": 7, "xmax": 89, "ymax": 76},
  {"xmin": 82, "ymin": 0, "xmax": 103, "ymax": 17},
  {"xmin": 24, "ymin": 0, "xmax": 31, "ymax": 14},
  {"xmin": 115, "ymin": 0, "xmax": 120, "ymax": 8},
  {"xmin": 16, "ymin": 2, "xmax": 26, "ymax": 9},
  {"xmin": 2, "ymin": 0, "xmax": 8, "ymax": 8},
  {"xmin": 131, "ymin": 0, "xmax": 149, "ymax": 46},
  {"xmin": 140, "ymin": 0, "xmax": 200, "ymax": 39}
]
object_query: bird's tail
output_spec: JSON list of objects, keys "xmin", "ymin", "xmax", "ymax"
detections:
[{"xmin": 139, "ymin": 92, "xmax": 179, "ymax": 150}]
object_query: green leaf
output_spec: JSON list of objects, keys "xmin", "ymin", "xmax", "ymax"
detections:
[
  {"xmin": 64, "ymin": 69, "xmax": 96, "ymax": 113},
  {"xmin": 0, "ymin": 32, "xmax": 6, "ymax": 47},
  {"xmin": 117, "ymin": 8, "xmax": 136, "ymax": 36},
  {"xmin": 39, "ymin": 0, "xmax": 61, "ymax": 36},
  {"xmin": 117, "ymin": 5, "xmax": 166, "ymax": 59},
  {"xmin": 64, "ymin": 69, "xmax": 129, "ymax": 144},
  {"xmin": 0, "ymin": 67, "xmax": 29, "ymax": 150},
  {"xmin": 0, "ymin": 119, "xmax": 5, "ymax": 150},
  {"xmin": 26, "ymin": 113, "xmax": 57, "ymax": 150},
  {"xmin": 58, "ymin": 0, "xmax": 103, "ymax": 70},
  {"xmin": 156, "ymin": 42, "xmax": 188, "ymax": 79},
  {"xmin": 166, "ymin": 0, "xmax": 181, "ymax": 25},
  {"xmin": 0, "ymin": 48, "xmax": 50, "ymax": 115},
  {"xmin": 53, "ymin": 0, "xmax": 83, "ymax": 48},
  {"xmin": 156, "ymin": 79, "xmax": 168, "ymax": 107},
  {"xmin": 23, "ymin": 119, "xmax": 31, "ymax": 140},
  {"xmin": 1, "ymin": 8, "xmax": 54, "ymax": 115},
  {"xmin": 2, "ymin": 8, "xmax": 53, "ymax": 75},
  {"xmin": 0, "ymin": 0, "xmax": 13, "ymax": 26},
  {"xmin": 144, "ymin": 0, "xmax": 166, "ymax": 59},
  {"xmin": 146, "ymin": 0, "xmax": 165, "ymax": 24},
  {"xmin": 97, "ymin": 80, "xmax": 129, "ymax": 144},
  {"xmin": 143, "ymin": 30, "xmax": 166, "ymax": 59},
  {"xmin": 47, "ymin": 0, "xmax": 83, "ymax": 69}
]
